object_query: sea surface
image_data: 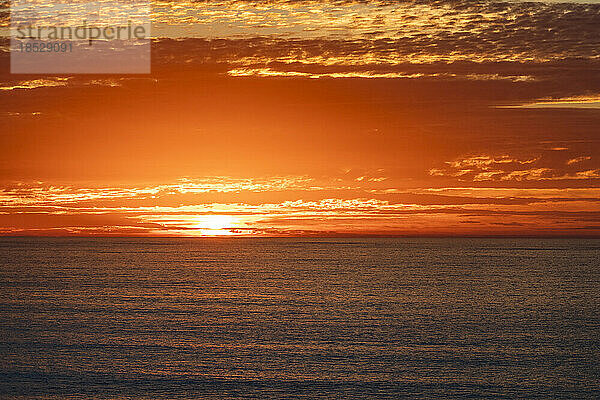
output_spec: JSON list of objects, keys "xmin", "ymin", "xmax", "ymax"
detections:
[{"xmin": 0, "ymin": 237, "xmax": 599, "ymax": 399}]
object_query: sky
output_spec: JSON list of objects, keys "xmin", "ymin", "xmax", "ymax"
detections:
[{"xmin": 1, "ymin": 0, "xmax": 600, "ymax": 236}]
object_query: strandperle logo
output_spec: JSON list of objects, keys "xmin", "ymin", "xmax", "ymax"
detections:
[
  {"xmin": 10, "ymin": 0, "xmax": 150, "ymax": 74},
  {"xmin": 14, "ymin": 20, "xmax": 148, "ymax": 42}
]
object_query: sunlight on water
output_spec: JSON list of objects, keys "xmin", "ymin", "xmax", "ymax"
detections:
[{"xmin": 1, "ymin": 238, "xmax": 599, "ymax": 399}]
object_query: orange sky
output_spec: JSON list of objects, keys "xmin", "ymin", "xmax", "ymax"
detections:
[{"xmin": 1, "ymin": 0, "xmax": 600, "ymax": 236}]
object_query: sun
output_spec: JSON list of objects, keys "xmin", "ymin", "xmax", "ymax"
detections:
[{"xmin": 192, "ymin": 215, "xmax": 237, "ymax": 236}]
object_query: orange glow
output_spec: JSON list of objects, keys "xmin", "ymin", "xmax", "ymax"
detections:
[{"xmin": 1, "ymin": 0, "xmax": 600, "ymax": 237}]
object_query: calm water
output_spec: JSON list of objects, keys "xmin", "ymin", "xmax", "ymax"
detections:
[{"xmin": 0, "ymin": 238, "xmax": 599, "ymax": 399}]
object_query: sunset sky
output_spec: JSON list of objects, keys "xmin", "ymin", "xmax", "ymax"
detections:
[{"xmin": 1, "ymin": 0, "xmax": 600, "ymax": 236}]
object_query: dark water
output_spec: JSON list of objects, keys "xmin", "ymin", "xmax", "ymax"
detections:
[{"xmin": 0, "ymin": 238, "xmax": 599, "ymax": 399}]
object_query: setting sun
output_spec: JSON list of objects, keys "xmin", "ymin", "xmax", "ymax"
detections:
[{"xmin": 192, "ymin": 214, "xmax": 237, "ymax": 236}]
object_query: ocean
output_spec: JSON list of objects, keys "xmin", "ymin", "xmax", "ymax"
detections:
[{"xmin": 1, "ymin": 237, "xmax": 599, "ymax": 399}]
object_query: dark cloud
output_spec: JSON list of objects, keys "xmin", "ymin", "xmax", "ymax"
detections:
[{"xmin": 429, "ymin": 149, "xmax": 600, "ymax": 183}]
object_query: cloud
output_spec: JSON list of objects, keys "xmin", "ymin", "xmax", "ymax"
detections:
[
  {"xmin": 430, "ymin": 153, "xmax": 600, "ymax": 182},
  {"xmin": 0, "ymin": 78, "xmax": 69, "ymax": 91},
  {"xmin": 1, "ymin": 177, "xmax": 600, "ymax": 236},
  {"xmin": 567, "ymin": 156, "xmax": 592, "ymax": 165},
  {"xmin": 0, "ymin": 177, "xmax": 322, "ymax": 207},
  {"xmin": 3, "ymin": 0, "xmax": 599, "ymax": 92},
  {"xmin": 504, "ymin": 96, "xmax": 600, "ymax": 109}
]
